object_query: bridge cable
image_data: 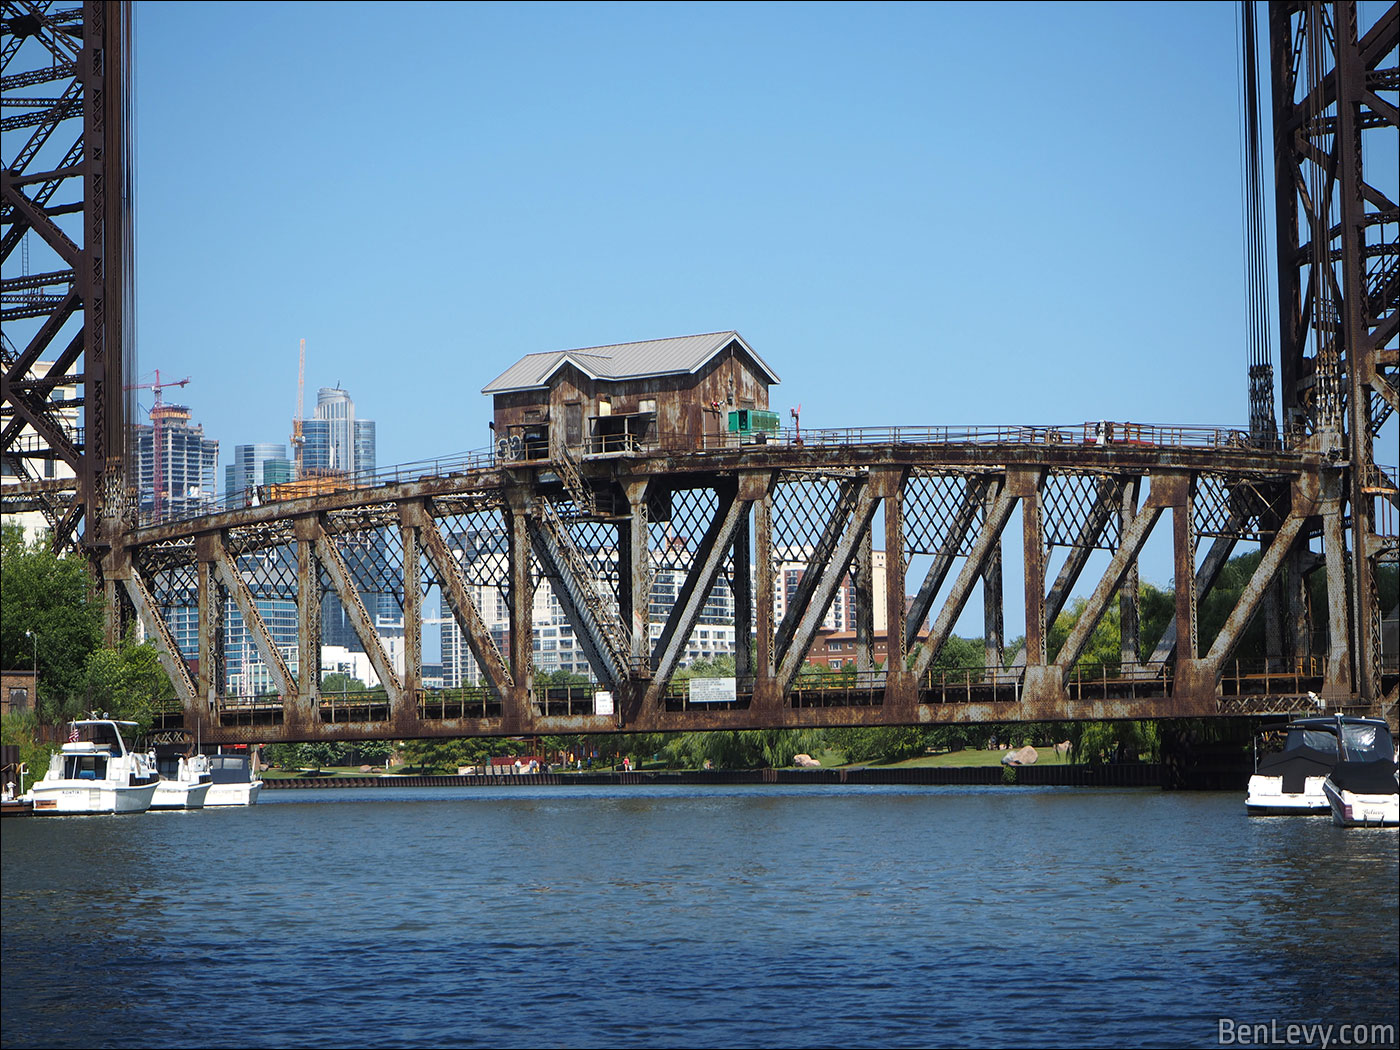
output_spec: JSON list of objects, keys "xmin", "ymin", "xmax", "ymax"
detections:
[{"xmin": 1238, "ymin": 0, "xmax": 1279, "ymax": 448}]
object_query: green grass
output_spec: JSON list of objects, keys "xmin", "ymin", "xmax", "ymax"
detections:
[
  {"xmin": 261, "ymin": 765, "xmax": 392, "ymax": 780},
  {"xmin": 839, "ymin": 747, "xmax": 1078, "ymax": 769}
]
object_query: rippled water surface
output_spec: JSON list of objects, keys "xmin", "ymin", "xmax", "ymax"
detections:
[{"xmin": 3, "ymin": 786, "xmax": 1397, "ymax": 1048}]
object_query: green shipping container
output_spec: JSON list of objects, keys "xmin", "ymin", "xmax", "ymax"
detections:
[{"xmin": 727, "ymin": 409, "xmax": 780, "ymax": 434}]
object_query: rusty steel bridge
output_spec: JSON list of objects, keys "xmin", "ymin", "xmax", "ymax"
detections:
[{"xmin": 3, "ymin": 2, "xmax": 1398, "ymax": 744}]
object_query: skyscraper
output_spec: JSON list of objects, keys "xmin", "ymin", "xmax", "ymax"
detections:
[
  {"xmin": 134, "ymin": 403, "xmax": 218, "ymax": 522},
  {"xmin": 304, "ymin": 386, "xmax": 376, "ymax": 478},
  {"xmin": 296, "ymin": 386, "xmax": 389, "ymax": 650},
  {"xmin": 225, "ymin": 443, "xmax": 293, "ymax": 502},
  {"xmin": 1, "ymin": 360, "xmax": 79, "ymax": 543},
  {"xmin": 300, "ymin": 419, "xmax": 332, "ymax": 475}
]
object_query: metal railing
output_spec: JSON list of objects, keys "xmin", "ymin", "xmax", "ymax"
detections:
[
  {"xmin": 1218, "ymin": 657, "xmax": 1328, "ymax": 698},
  {"xmin": 145, "ymin": 445, "xmax": 500, "ymax": 527},
  {"xmin": 571, "ymin": 421, "xmax": 1261, "ymax": 457},
  {"xmin": 139, "ymin": 419, "xmax": 1283, "ymax": 529}
]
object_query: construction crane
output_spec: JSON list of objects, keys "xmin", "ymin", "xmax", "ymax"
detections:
[
  {"xmin": 291, "ymin": 338, "xmax": 306, "ymax": 478},
  {"xmin": 126, "ymin": 369, "xmax": 190, "ymax": 523}
]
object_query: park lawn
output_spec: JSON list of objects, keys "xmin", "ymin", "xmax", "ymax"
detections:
[
  {"xmin": 261, "ymin": 765, "xmax": 390, "ymax": 779},
  {"xmin": 855, "ymin": 748, "xmax": 1077, "ymax": 769}
]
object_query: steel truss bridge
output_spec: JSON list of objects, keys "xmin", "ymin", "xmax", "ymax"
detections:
[{"xmin": 3, "ymin": 2, "xmax": 1398, "ymax": 744}]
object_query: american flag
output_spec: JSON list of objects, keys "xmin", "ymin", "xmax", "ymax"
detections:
[{"xmin": 68, "ymin": 724, "xmax": 80, "ymax": 742}]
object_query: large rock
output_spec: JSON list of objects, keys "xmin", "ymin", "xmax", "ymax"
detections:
[
  {"xmin": 792, "ymin": 753, "xmax": 821, "ymax": 768},
  {"xmin": 1001, "ymin": 745, "xmax": 1038, "ymax": 766}
]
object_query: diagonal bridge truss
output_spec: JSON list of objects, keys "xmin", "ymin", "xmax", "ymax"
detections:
[
  {"xmin": 3, "ymin": 2, "xmax": 1397, "ymax": 743},
  {"xmin": 110, "ymin": 426, "xmax": 1397, "ymax": 744}
]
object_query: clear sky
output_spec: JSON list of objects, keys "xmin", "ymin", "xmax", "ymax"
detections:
[
  {"xmin": 127, "ymin": 0, "xmax": 1393, "ymax": 639},
  {"xmin": 134, "ymin": 0, "xmax": 1267, "ymax": 471}
]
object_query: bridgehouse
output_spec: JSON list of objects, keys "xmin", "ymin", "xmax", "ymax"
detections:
[{"xmin": 483, "ymin": 331, "xmax": 780, "ymax": 460}]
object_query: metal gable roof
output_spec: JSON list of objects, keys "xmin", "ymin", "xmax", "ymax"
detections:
[{"xmin": 481, "ymin": 331, "xmax": 780, "ymax": 394}]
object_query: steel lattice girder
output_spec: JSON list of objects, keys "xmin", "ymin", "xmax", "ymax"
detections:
[
  {"xmin": 1269, "ymin": 1, "xmax": 1398, "ymax": 707},
  {"xmin": 2, "ymin": 2, "xmax": 136, "ymax": 553},
  {"xmin": 118, "ymin": 438, "xmax": 1398, "ymax": 744}
]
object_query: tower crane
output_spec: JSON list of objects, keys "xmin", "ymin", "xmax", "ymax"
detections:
[
  {"xmin": 291, "ymin": 338, "xmax": 306, "ymax": 479},
  {"xmin": 126, "ymin": 369, "xmax": 190, "ymax": 523}
]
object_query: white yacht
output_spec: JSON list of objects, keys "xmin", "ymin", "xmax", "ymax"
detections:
[
  {"xmin": 1245, "ymin": 717, "xmax": 1343, "ymax": 815},
  {"xmin": 203, "ymin": 750, "xmax": 264, "ymax": 806},
  {"xmin": 1320, "ymin": 717, "xmax": 1398, "ymax": 828},
  {"xmin": 27, "ymin": 719, "xmax": 161, "ymax": 815},
  {"xmin": 150, "ymin": 752, "xmax": 213, "ymax": 810}
]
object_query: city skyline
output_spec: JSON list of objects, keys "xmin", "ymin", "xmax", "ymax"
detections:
[{"xmin": 158, "ymin": 377, "xmax": 381, "ymax": 498}]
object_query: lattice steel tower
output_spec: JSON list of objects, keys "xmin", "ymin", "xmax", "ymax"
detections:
[
  {"xmin": 2, "ymin": 1, "xmax": 136, "ymax": 554},
  {"xmin": 1268, "ymin": 1, "xmax": 1398, "ymax": 704}
]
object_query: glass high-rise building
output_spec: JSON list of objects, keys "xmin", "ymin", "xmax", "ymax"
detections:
[
  {"xmin": 225, "ymin": 443, "xmax": 293, "ymax": 502},
  {"xmin": 305, "ymin": 386, "xmax": 375, "ymax": 478},
  {"xmin": 297, "ymin": 386, "xmax": 389, "ymax": 650},
  {"xmin": 300, "ymin": 419, "xmax": 333, "ymax": 474},
  {"xmin": 134, "ymin": 403, "xmax": 218, "ymax": 523}
]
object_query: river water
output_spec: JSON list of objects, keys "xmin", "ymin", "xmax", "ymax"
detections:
[{"xmin": 2, "ymin": 785, "xmax": 1397, "ymax": 1049}]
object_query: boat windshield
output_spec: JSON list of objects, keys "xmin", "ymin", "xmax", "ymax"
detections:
[
  {"xmin": 1340, "ymin": 723, "xmax": 1393, "ymax": 760},
  {"xmin": 208, "ymin": 755, "xmax": 251, "ymax": 783},
  {"xmin": 63, "ymin": 754, "xmax": 109, "ymax": 780},
  {"xmin": 1285, "ymin": 728, "xmax": 1339, "ymax": 754}
]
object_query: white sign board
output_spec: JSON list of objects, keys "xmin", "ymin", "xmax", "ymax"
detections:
[
  {"xmin": 594, "ymin": 691, "xmax": 614, "ymax": 716},
  {"xmin": 689, "ymin": 677, "xmax": 737, "ymax": 703}
]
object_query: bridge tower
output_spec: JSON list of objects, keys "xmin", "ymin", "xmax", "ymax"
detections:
[
  {"xmin": 1268, "ymin": 1, "xmax": 1399, "ymax": 707},
  {"xmin": 2, "ymin": 1, "xmax": 137, "ymax": 563}
]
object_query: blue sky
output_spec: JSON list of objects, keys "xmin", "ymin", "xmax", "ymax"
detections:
[
  {"xmin": 126, "ymin": 0, "xmax": 1397, "ymax": 637},
  {"xmin": 134, "ymin": 0, "xmax": 1262, "ymax": 475}
]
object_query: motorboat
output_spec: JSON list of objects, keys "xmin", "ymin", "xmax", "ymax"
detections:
[
  {"xmin": 203, "ymin": 750, "xmax": 264, "ymax": 806},
  {"xmin": 26, "ymin": 719, "xmax": 161, "ymax": 815},
  {"xmin": 150, "ymin": 751, "xmax": 213, "ymax": 810},
  {"xmin": 1320, "ymin": 716, "xmax": 1398, "ymax": 828},
  {"xmin": 1245, "ymin": 716, "xmax": 1345, "ymax": 815}
]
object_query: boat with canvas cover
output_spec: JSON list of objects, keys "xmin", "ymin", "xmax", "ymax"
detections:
[
  {"xmin": 203, "ymin": 749, "xmax": 263, "ymax": 806},
  {"xmin": 1245, "ymin": 716, "xmax": 1350, "ymax": 815},
  {"xmin": 1320, "ymin": 716, "xmax": 1398, "ymax": 828}
]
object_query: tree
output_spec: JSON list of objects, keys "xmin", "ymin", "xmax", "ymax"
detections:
[
  {"xmin": 664, "ymin": 728, "xmax": 826, "ymax": 769},
  {"xmin": 262, "ymin": 742, "xmax": 299, "ymax": 768},
  {"xmin": 264, "ymin": 740, "xmax": 384, "ymax": 769},
  {"xmin": 827, "ymin": 726, "xmax": 926, "ymax": 765},
  {"xmin": 1, "ymin": 523, "xmax": 104, "ymax": 720},
  {"xmin": 78, "ymin": 640, "xmax": 175, "ymax": 736},
  {"xmin": 1075, "ymin": 720, "xmax": 1160, "ymax": 764},
  {"xmin": 2, "ymin": 711, "xmax": 54, "ymax": 786},
  {"xmin": 535, "ymin": 668, "xmax": 591, "ymax": 688},
  {"xmin": 353, "ymin": 740, "xmax": 394, "ymax": 764},
  {"xmin": 296, "ymin": 742, "xmax": 350, "ymax": 771},
  {"xmin": 397, "ymin": 737, "xmax": 476, "ymax": 774},
  {"xmin": 1047, "ymin": 597, "xmax": 1122, "ymax": 675},
  {"xmin": 675, "ymin": 654, "xmax": 737, "ymax": 681},
  {"xmin": 320, "ymin": 672, "xmax": 367, "ymax": 695},
  {"xmin": 907, "ymin": 634, "xmax": 985, "ymax": 673}
]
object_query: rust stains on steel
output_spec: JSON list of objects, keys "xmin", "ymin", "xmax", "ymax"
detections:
[
  {"xmin": 120, "ymin": 431, "xmax": 1393, "ymax": 746},
  {"xmin": 14, "ymin": 6, "xmax": 1394, "ymax": 749}
]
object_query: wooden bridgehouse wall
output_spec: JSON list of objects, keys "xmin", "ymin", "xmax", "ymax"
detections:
[{"xmin": 491, "ymin": 339, "xmax": 773, "ymax": 456}]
